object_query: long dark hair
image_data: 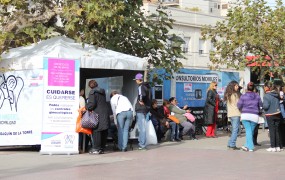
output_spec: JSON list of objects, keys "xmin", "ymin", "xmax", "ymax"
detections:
[{"xmin": 224, "ymin": 81, "xmax": 240, "ymax": 103}]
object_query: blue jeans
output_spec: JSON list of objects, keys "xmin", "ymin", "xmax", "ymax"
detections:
[
  {"xmin": 228, "ymin": 116, "xmax": 240, "ymax": 147},
  {"xmin": 137, "ymin": 112, "xmax": 147, "ymax": 148},
  {"xmin": 242, "ymin": 120, "xmax": 257, "ymax": 150},
  {"xmin": 117, "ymin": 110, "xmax": 132, "ymax": 150},
  {"xmin": 169, "ymin": 121, "xmax": 179, "ymax": 140}
]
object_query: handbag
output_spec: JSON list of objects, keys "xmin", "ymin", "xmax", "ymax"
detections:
[
  {"xmin": 184, "ymin": 112, "xmax": 195, "ymax": 122},
  {"xmin": 168, "ymin": 115, "xmax": 180, "ymax": 124},
  {"xmin": 145, "ymin": 120, "xmax": 158, "ymax": 146},
  {"xmin": 81, "ymin": 111, "xmax": 99, "ymax": 128},
  {"xmin": 76, "ymin": 107, "xmax": 92, "ymax": 134}
]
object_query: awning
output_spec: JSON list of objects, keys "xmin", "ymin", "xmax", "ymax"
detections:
[
  {"xmin": 246, "ymin": 55, "xmax": 278, "ymax": 67},
  {"xmin": 1, "ymin": 36, "xmax": 147, "ymax": 71}
]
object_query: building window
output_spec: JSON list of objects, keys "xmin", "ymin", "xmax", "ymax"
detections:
[
  {"xmin": 162, "ymin": 0, "xmax": 175, "ymax": 2},
  {"xmin": 183, "ymin": 37, "xmax": 190, "ymax": 53},
  {"xmin": 222, "ymin": 4, "xmax": 228, "ymax": 9},
  {"xmin": 199, "ymin": 39, "xmax": 205, "ymax": 55},
  {"xmin": 210, "ymin": 42, "xmax": 216, "ymax": 52}
]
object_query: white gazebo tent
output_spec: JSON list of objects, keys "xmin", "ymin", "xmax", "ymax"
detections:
[
  {"xmin": 1, "ymin": 36, "xmax": 146, "ymax": 71},
  {"xmin": 0, "ymin": 36, "xmax": 146, "ymax": 149}
]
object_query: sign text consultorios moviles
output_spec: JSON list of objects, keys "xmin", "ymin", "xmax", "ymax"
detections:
[{"xmin": 176, "ymin": 74, "xmax": 218, "ymax": 83}]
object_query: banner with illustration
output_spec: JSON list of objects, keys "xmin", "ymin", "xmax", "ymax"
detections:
[
  {"xmin": 40, "ymin": 58, "xmax": 79, "ymax": 155},
  {"xmin": 0, "ymin": 70, "xmax": 43, "ymax": 145}
]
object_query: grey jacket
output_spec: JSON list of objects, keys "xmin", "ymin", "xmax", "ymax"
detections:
[
  {"xmin": 169, "ymin": 105, "xmax": 187, "ymax": 124},
  {"xmin": 263, "ymin": 91, "xmax": 281, "ymax": 116}
]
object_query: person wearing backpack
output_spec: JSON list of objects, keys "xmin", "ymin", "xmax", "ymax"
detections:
[{"xmin": 134, "ymin": 73, "xmax": 152, "ymax": 150}]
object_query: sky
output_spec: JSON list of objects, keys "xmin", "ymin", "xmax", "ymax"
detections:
[{"xmin": 266, "ymin": 0, "xmax": 285, "ymax": 6}]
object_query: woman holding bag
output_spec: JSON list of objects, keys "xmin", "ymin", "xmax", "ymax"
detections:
[
  {"xmin": 159, "ymin": 99, "xmax": 180, "ymax": 141},
  {"xmin": 169, "ymin": 97, "xmax": 197, "ymax": 140},
  {"xmin": 86, "ymin": 80, "xmax": 110, "ymax": 155}
]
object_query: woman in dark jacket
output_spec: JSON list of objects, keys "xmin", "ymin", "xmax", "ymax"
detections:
[
  {"xmin": 86, "ymin": 80, "xmax": 110, "ymax": 154},
  {"xmin": 203, "ymin": 81, "xmax": 219, "ymax": 138},
  {"xmin": 263, "ymin": 82, "xmax": 282, "ymax": 152}
]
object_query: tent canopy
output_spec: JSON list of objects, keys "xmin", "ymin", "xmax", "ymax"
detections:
[{"xmin": 1, "ymin": 36, "xmax": 146, "ymax": 71}]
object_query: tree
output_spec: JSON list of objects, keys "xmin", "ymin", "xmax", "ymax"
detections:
[
  {"xmin": 0, "ymin": 0, "xmax": 184, "ymax": 83},
  {"xmin": 202, "ymin": 0, "xmax": 285, "ymax": 80}
]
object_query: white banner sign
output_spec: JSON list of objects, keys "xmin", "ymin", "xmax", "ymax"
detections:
[
  {"xmin": 176, "ymin": 74, "xmax": 218, "ymax": 83},
  {"xmin": 40, "ymin": 57, "xmax": 79, "ymax": 155},
  {"xmin": 0, "ymin": 70, "xmax": 43, "ymax": 145}
]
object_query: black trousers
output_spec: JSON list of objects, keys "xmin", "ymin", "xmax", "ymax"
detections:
[
  {"xmin": 279, "ymin": 121, "xmax": 285, "ymax": 148},
  {"xmin": 92, "ymin": 129, "xmax": 108, "ymax": 150},
  {"xmin": 267, "ymin": 115, "xmax": 281, "ymax": 148},
  {"xmin": 79, "ymin": 132, "xmax": 91, "ymax": 152},
  {"xmin": 253, "ymin": 124, "xmax": 260, "ymax": 144}
]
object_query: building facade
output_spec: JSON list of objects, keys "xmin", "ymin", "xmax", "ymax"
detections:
[{"xmin": 143, "ymin": 0, "xmax": 248, "ymax": 99}]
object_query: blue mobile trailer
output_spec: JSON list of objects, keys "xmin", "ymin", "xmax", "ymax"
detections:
[
  {"xmin": 153, "ymin": 68, "xmax": 240, "ymax": 132},
  {"xmin": 158, "ymin": 68, "xmax": 239, "ymax": 108}
]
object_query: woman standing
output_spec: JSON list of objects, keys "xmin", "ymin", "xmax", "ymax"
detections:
[
  {"xmin": 224, "ymin": 81, "xmax": 241, "ymax": 150},
  {"xmin": 203, "ymin": 81, "xmax": 219, "ymax": 138},
  {"xmin": 237, "ymin": 82, "xmax": 262, "ymax": 152},
  {"xmin": 86, "ymin": 80, "xmax": 110, "ymax": 155},
  {"xmin": 263, "ymin": 82, "xmax": 282, "ymax": 152},
  {"xmin": 78, "ymin": 89, "xmax": 91, "ymax": 153},
  {"xmin": 79, "ymin": 89, "xmax": 86, "ymax": 109}
]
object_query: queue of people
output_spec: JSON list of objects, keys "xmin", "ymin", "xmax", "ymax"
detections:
[
  {"xmin": 79, "ymin": 73, "xmax": 201, "ymax": 154},
  {"xmin": 79, "ymin": 74, "xmax": 285, "ymax": 154}
]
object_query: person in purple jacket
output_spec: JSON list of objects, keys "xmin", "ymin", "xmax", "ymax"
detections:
[{"xmin": 237, "ymin": 82, "xmax": 263, "ymax": 152}]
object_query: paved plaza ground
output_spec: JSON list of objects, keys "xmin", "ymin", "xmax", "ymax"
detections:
[{"xmin": 1, "ymin": 129, "xmax": 285, "ymax": 180}]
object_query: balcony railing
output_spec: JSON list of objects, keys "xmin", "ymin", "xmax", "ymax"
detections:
[
  {"xmin": 144, "ymin": 0, "xmax": 180, "ymax": 5},
  {"xmin": 161, "ymin": 0, "xmax": 179, "ymax": 5}
]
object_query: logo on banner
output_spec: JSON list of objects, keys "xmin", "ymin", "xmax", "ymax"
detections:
[
  {"xmin": 0, "ymin": 74, "xmax": 24, "ymax": 112},
  {"xmin": 64, "ymin": 135, "xmax": 75, "ymax": 144}
]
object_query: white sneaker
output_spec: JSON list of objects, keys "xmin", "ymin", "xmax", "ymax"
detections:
[
  {"xmin": 276, "ymin": 147, "xmax": 281, "ymax": 152},
  {"xmin": 248, "ymin": 149, "xmax": 254, "ymax": 152},
  {"xmin": 266, "ymin": 148, "xmax": 276, "ymax": 152},
  {"xmin": 241, "ymin": 146, "xmax": 248, "ymax": 152}
]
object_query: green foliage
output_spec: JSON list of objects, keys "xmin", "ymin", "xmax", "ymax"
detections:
[
  {"xmin": 202, "ymin": 0, "xmax": 285, "ymax": 79},
  {"xmin": 0, "ymin": 0, "xmax": 184, "ymax": 84}
]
